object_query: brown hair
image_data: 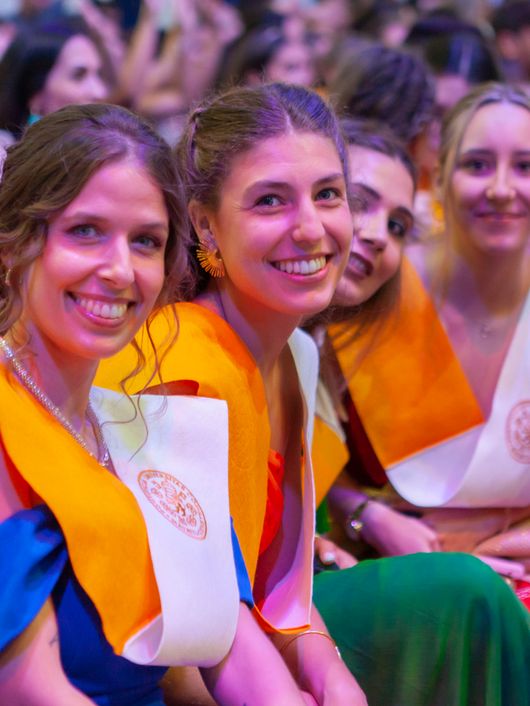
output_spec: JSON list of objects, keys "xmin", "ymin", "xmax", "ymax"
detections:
[
  {"xmin": 0, "ymin": 102, "xmax": 193, "ymax": 335},
  {"xmin": 176, "ymin": 82, "xmax": 349, "ymax": 296},
  {"xmin": 331, "ymin": 43, "xmax": 435, "ymax": 143}
]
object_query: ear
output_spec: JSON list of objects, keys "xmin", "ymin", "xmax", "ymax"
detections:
[{"xmin": 188, "ymin": 200, "xmax": 218, "ymax": 247}]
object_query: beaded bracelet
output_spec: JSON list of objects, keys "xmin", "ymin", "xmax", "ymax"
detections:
[{"xmin": 279, "ymin": 629, "xmax": 341, "ymax": 658}]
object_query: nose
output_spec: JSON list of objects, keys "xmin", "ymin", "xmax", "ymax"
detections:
[
  {"xmin": 355, "ymin": 213, "xmax": 388, "ymax": 252},
  {"xmin": 85, "ymin": 74, "xmax": 108, "ymax": 102},
  {"xmin": 292, "ymin": 199, "xmax": 326, "ymax": 244},
  {"xmin": 486, "ymin": 165, "xmax": 516, "ymax": 202},
  {"xmin": 99, "ymin": 237, "xmax": 135, "ymax": 288}
]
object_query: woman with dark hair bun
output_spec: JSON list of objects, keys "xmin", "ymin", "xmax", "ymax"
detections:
[
  {"xmin": 331, "ymin": 43, "xmax": 435, "ymax": 145},
  {"xmin": 99, "ymin": 81, "xmax": 367, "ymax": 705}
]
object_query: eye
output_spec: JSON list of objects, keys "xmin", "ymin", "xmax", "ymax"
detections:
[
  {"xmin": 388, "ymin": 217, "xmax": 408, "ymax": 239},
  {"xmin": 316, "ymin": 187, "xmax": 341, "ymax": 202},
  {"xmin": 71, "ymin": 67, "xmax": 88, "ymax": 82},
  {"xmin": 255, "ymin": 194, "xmax": 282, "ymax": 208},
  {"xmin": 133, "ymin": 233, "xmax": 165, "ymax": 251},
  {"xmin": 69, "ymin": 224, "xmax": 99, "ymax": 239},
  {"xmin": 460, "ymin": 157, "xmax": 491, "ymax": 174},
  {"xmin": 515, "ymin": 159, "xmax": 530, "ymax": 174}
]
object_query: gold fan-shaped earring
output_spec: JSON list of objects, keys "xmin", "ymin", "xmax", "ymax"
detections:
[{"xmin": 196, "ymin": 241, "xmax": 226, "ymax": 278}]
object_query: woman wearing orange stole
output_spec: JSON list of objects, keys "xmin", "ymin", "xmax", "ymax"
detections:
[
  {"xmin": 97, "ymin": 83, "xmax": 368, "ymax": 705},
  {"xmin": 0, "ymin": 104, "xmax": 276, "ymax": 705}
]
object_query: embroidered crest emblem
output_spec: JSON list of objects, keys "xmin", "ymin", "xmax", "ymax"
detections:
[
  {"xmin": 138, "ymin": 470, "xmax": 207, "ymax": 539},
  {"xmin": 506, "ymin": 401, "xmax": 530, "ymax": 463}
]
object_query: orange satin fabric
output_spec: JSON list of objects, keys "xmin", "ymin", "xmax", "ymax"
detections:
[
  {"xmin": 329, "ymin": 257, "xmax": 484, "ymax": 468},
  {"xmin": 95, "ymin": 303, "xmax": 270, "ymax": 585},
  {"xmin": 311, "ymin": 415, "xmax": 349, "ymax": 506},
  {"xmin": 0, "ymin": 365, "xmax": 160, "ymax": 653}
]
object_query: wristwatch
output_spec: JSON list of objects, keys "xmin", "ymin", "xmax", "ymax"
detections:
[{"xmin": 345, "ymin": 499, "xmax": 370, "ymax": 540}]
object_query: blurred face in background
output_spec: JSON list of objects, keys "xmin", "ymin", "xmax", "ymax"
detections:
[
  {"xmin": 265, "ymin": 41, "xmax": 315, "ymax": 86},
  {"xmin": 447, "ymin": 101, "xmax": 530, "ymax": 257},
  {"xmin": 29, "ymin": 34, "xmax": 109, "ymax": 116}
]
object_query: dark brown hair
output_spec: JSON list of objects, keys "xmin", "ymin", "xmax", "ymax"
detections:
[
  {"xmin": 331, "ymin": 43, "xmax": 435, "ymax": 143},
  {"xmin": 176, "ymin": 82, "xmax": 349, "ymax": 297}
]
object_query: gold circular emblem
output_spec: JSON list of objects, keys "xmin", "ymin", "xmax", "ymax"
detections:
[
  {"xmin": 138, "ymin": 470, "xmax": 207, "ymax": 540},
  {"xmin": 506, "ymin": 401, "xmax": 530, "ymax": 464}
]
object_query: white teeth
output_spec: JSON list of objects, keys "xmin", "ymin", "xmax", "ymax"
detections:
[
  {"xmin": 349, "ymin": 254, "xmax": 370, "ymax": 276},
  {"xmin": 274, "ymin": 256, "xmax": 326, "ymax": 275},
  {"xmin": 76, "ymin": 297, "xmax": 128, "ymax": 319}
]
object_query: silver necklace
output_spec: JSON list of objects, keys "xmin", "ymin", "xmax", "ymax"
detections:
[{"xmin": 0, "ymin": 337, "xmax": 110, "ymax": 468}]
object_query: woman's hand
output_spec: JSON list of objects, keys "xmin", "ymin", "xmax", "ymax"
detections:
[
  {"xmin": 277, "ymin": 606, "xmax": 368, "ymax": 706},
  {"xmin": 315, "ymin": 535, "xmax": 357, "ymax": 569},
  {"xmin": 360, "ymin": 501, "xmax": 440, "ymax": 556},
  {"xmin": 319, "ymin": 660, "xmax": 368, "ymax": 706}
]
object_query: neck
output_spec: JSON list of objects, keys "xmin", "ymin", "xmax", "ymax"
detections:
[
  {"xmin": 440, "ymin": 241, "xmax": 530, "ymax": 316},
  {"xmin": 199, "ymin": 282, "xmax": 302, "ymax": 378},
  {"xmin": 7, "ymin": 323, "xmax": 97, "ymax": 431}
]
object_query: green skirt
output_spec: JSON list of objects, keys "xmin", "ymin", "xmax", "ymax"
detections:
[{"xmin": 314, "ymin": 553, "xmax": 530, "ymax": 706}]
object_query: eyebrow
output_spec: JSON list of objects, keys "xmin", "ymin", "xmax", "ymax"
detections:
[
  {"xmin": 60, "ymin": 211, "xmax": 169, "ymax": 232},
  {"xmin": 351, "ymin": 183, "xmax": 380, "ymax": 201},
  {"xmin": 246, "ymin": 173, "xmax": 345, "ymax": 191},
  {"xmin": 351, "ymin": 183, "xmax": 414, "ymax": 221},
  {"xmin": 460, "ymin": 148, "xmax": 530, "ymax": 157}
]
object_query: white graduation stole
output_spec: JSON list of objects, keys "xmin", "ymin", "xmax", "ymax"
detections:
[
  {"xmin": 388, "ymin": 291, "xmax": 530, "ymax": 508},
  {"xmin": 90, "ymin": 387, "xmax": 240, "ymax": 666}
]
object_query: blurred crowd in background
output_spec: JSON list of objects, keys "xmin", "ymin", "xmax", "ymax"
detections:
[{"xmin": 1, "ymin": 0, "xmax": 530, "ymax": 234}]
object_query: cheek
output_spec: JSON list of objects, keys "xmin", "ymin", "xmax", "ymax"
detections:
[
  {"xmin": 382, "ymin": 242, "xmax": 402, "ymax": 280},
  {"xmin": 335, "ymin": 211, "xmax": 354, "ymax": 256},
  {"xmin": 449, "ymin": 176, "xmax": 481, "ymax": 211},
  {"xmin": 138, "ymin": 261, "xmax": 166, "ymax": 306}
]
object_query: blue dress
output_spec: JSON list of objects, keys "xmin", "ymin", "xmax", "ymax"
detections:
[{"xmin": 1, "ymin": 505, "xmax": 252, "ymax": 705}]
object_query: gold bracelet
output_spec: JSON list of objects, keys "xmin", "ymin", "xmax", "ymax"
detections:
[{"xmin": 279, "ymin": 629, "xmax": 341, "ymax": 658}]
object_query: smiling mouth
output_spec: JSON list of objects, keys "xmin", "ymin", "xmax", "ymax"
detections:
[
  {"xmin": 272, "ymin": 256, "xmax": 327, "ymax": 275},
  {"xmin": 70, "ymin": 294, "xmax": 131, "ymax": 320},
  {"xmin": 346, "ymin": 252, "xmax": 373, "ymax": 277}
]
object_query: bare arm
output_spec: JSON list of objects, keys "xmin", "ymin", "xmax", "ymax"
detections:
[
  {"xmin": 0, "ymin": 600, "xmax": 94, "ymax": 706},
  {"xmin": 200, "ymin": 603, "xmax": 307, "ymax": 706},
  {"xmin": 274, "ymin": 605, "xmax": 367, "ymax": 706}
]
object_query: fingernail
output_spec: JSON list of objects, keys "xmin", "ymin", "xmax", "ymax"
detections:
[{"xmin": 322, "ymin": 551, "xmax": 336, "ymax": 564}]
